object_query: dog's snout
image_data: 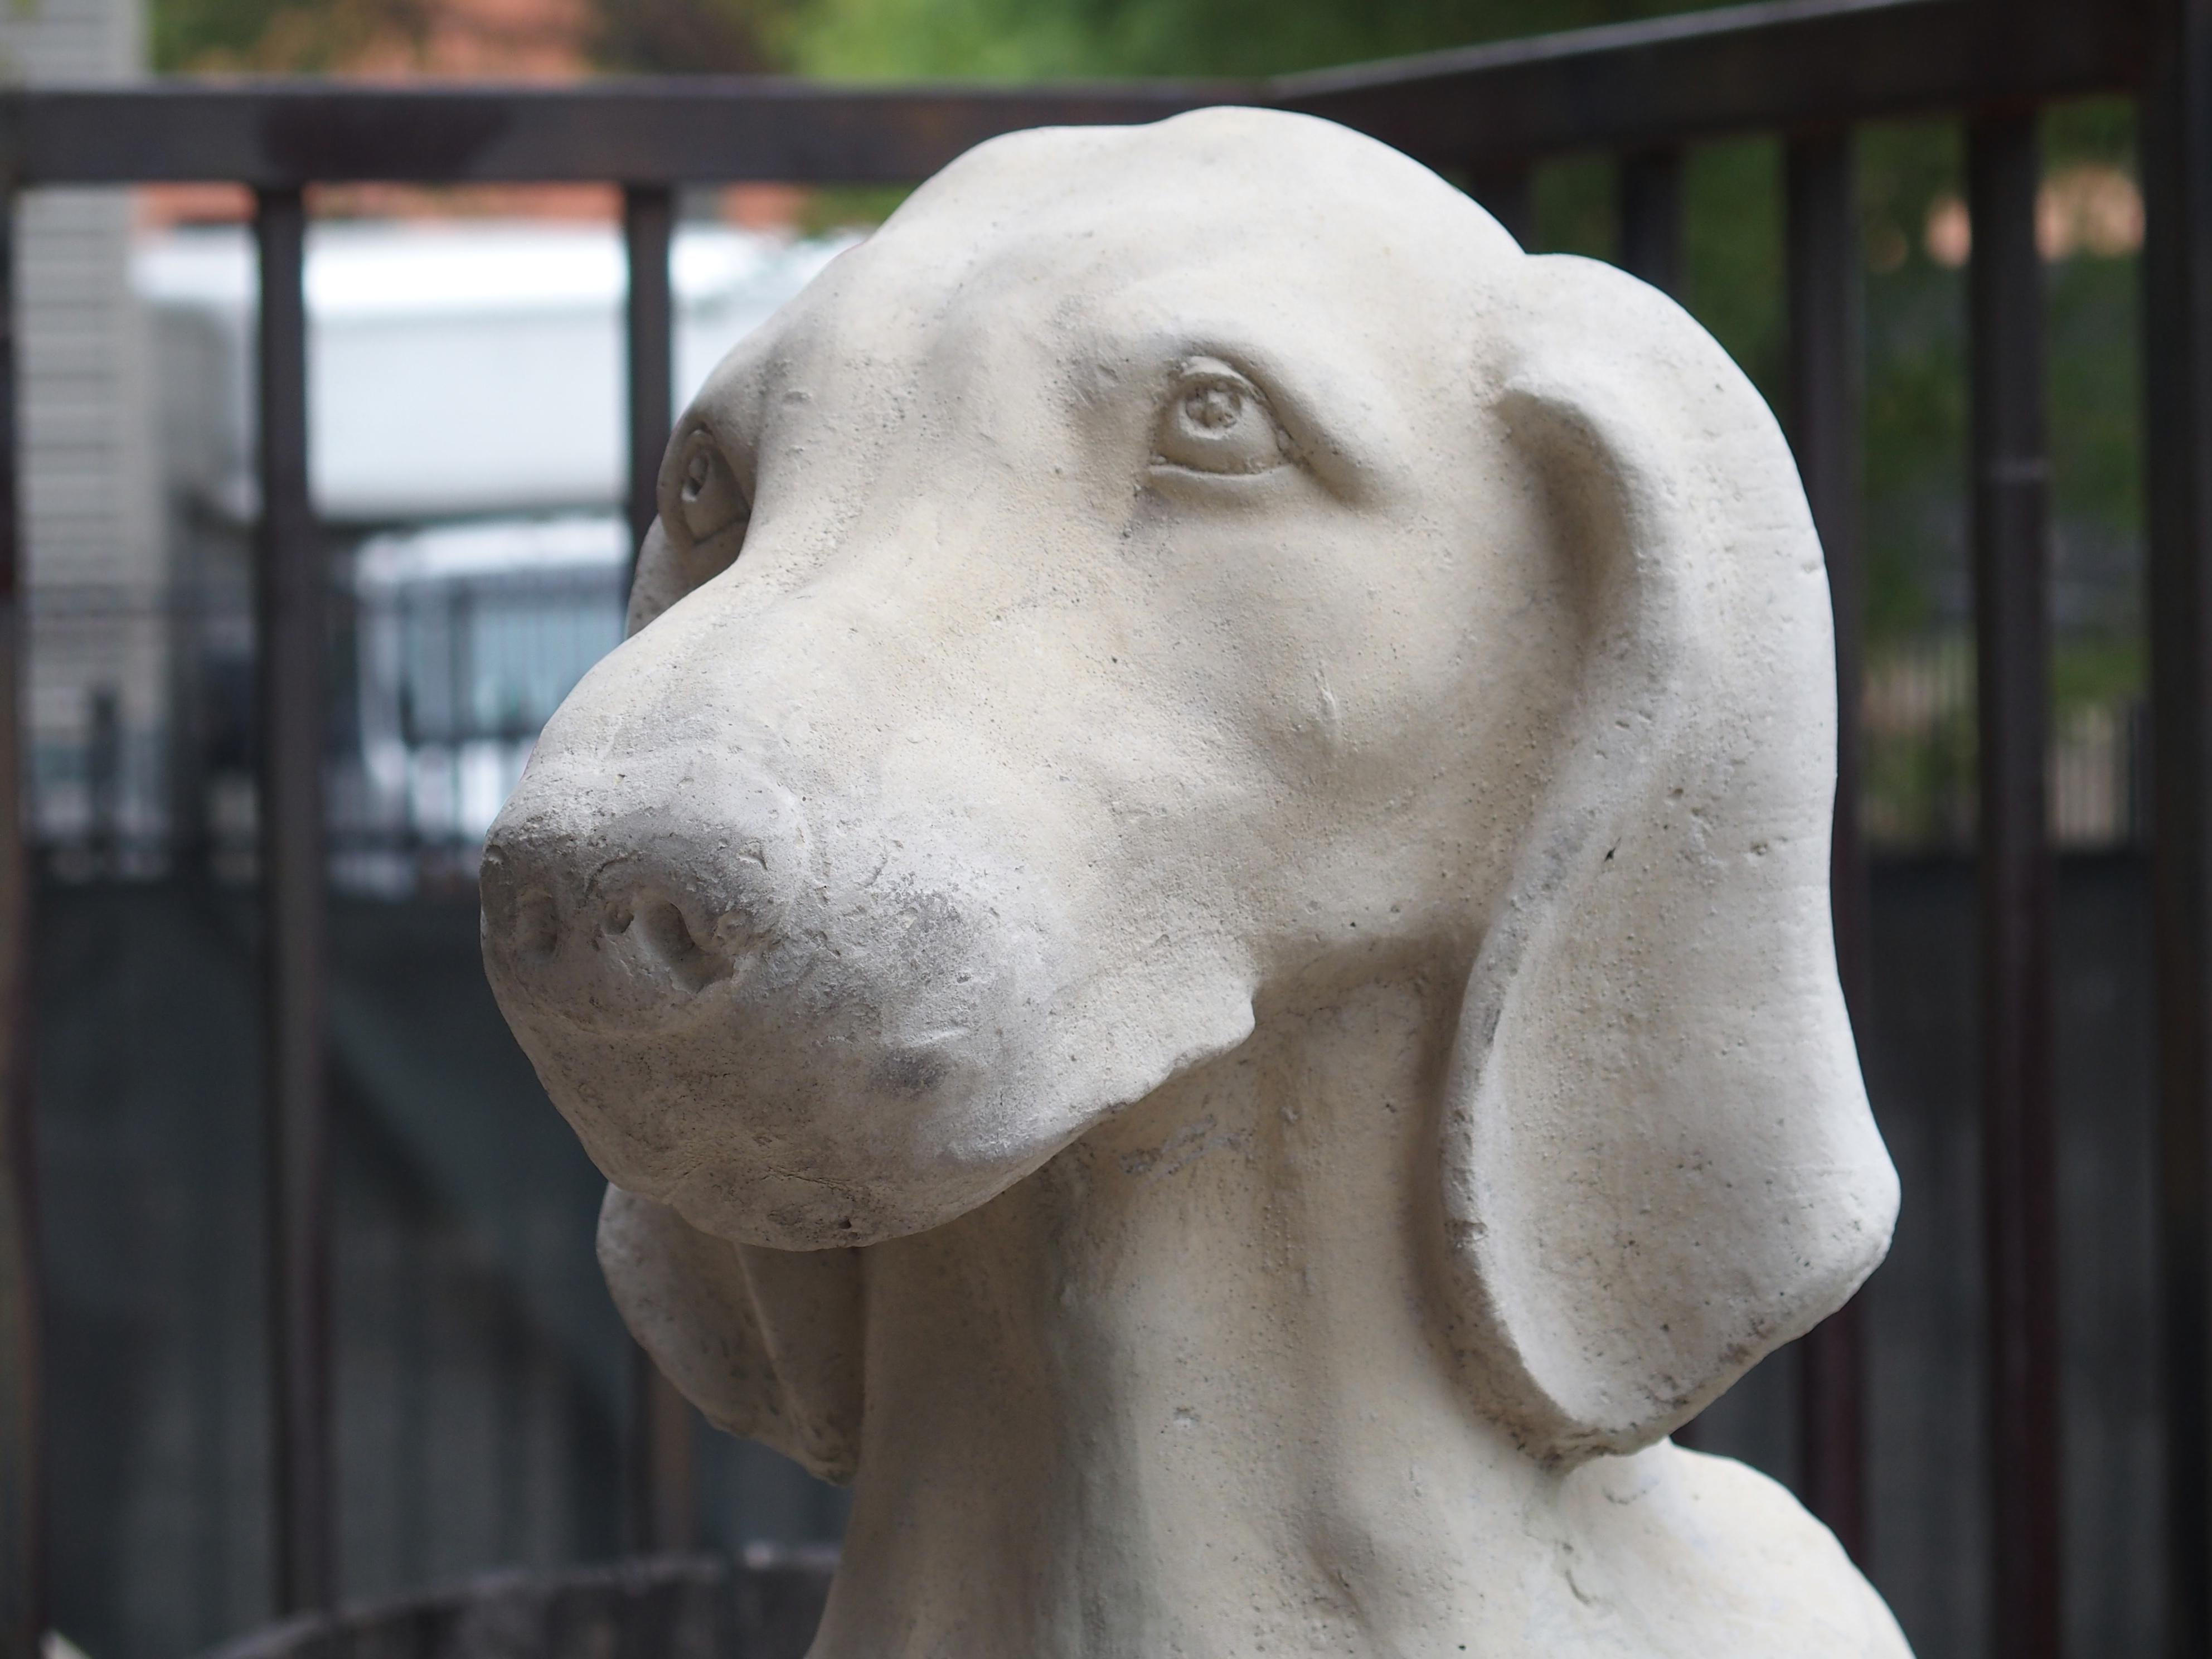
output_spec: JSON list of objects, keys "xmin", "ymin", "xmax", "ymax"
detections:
[{"xmin": 481, "ymin": 754, "xmax": 812, "ymax": 1030}]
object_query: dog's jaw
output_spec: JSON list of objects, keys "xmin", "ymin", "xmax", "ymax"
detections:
[
  {"xmin": 483, "ymin": 715, "xmax": 1271, "ymax": 1249},
  {"xmin": 799, "ymin": 963, "xmax": 1908, "ymax": 1659}
]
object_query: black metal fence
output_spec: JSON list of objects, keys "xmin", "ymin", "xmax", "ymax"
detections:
[{"xmin": 0, "ymin": 0, "xmax": 2200, "ymax": 1651}]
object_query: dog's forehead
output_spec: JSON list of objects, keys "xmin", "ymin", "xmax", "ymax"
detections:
[
  {"xmin": 861, "ymin": 108, "xmax": 1508, "ymax": 314},
  {"xmin": 673, "ymin": 108, "xmax": 1525, "ymax": 467},
  {"xmin": 702, "ymin": 110, "xmax": 1517, "ymax": 429}
]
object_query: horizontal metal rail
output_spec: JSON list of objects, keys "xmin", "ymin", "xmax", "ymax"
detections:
[
  {"xmin": 0, "ymin": 81, "xmax": 1249, "ymax": 186},
  {"xmin": 1276, "ymin": 0, "xmax": 2145, "ymax": 164},
  {"xmin": 0, "ymin": 0, "xmax": 2151, "ymax": 191}
]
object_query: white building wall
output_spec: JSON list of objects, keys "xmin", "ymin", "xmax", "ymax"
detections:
[{"xmin": 4, "ymin": 0, "xmax": 161, "ymax": 856}]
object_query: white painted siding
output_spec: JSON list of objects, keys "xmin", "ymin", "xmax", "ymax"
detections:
[{"xmin": 7, "ymin": 0, "xmax": 162, "ymax": 851}]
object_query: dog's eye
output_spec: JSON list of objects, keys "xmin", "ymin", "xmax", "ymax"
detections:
[
  {"xmin": 1154, "ymin": 360, "xmax": 1288, "ymax": 476},
  {"xmin": 672, "ymin": 429, "xmax": 750, "ymax": 545}
]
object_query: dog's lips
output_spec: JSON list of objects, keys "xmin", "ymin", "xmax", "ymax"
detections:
[
  {"xmin": 519, "ymin": 998, "xmax": 1040, "ymax": 1248},
  {"xmin": 661, "ymin": 1147, "xmax": 976, "ymax": 1250}
]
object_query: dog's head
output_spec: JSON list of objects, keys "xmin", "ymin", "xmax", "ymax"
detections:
[{"xmin": 482, "ymin": 107, "xmax": 1896, "ymax": 1467}]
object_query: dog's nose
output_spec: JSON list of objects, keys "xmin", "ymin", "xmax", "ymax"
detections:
[
  {"xmin": 585, "ymin": 876, "xmax": 751, "ymax": 994},
  {"xmin": 480, "ymin": 753, "xmax": 812, "ymax": 1029}
]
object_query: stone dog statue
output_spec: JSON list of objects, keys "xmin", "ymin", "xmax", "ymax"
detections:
[{"xmin": 481, "ymin": 106, "xmax": 1908, "ymax": 1656}]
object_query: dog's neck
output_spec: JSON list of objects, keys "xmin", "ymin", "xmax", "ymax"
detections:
[{"xmin": 811, "ymin": 962, "xmax": 1833, "ymax": 1658}]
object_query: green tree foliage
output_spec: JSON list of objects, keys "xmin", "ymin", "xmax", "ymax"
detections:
[
  {"xmin": 151, "ymin": 0, "xmax": 425, "ymax": 71},
  {"xmin": 593, "ymin": 0, "xmax": 787, "ymax": 74},
  {"xmin": 149, "ymin": 0, "xmax": 285, "ymax": 70},
  {"xmin": 782, "ymin": 0, "xmax": 1701, "ymax": 80}
]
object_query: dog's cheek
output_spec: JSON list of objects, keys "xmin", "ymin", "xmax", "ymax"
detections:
[
  {"xmin": 624, "ymin": 518, "xmax": 690, "ymax": 636},
  {"xmin": 678, "ymin": 521, "xmax": 748, "ymax": 590},
  {"xmin": 501, "ymin": 1013, "xmax": 691, "ymax": 1196}
]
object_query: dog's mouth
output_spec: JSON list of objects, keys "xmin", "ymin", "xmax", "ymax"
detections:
[
  {"xmin": 474, "ymin": 633, "xmax": 1270, "ymax": 1250},
  {"xmin": 501, "ymin": 955, "xmax": 1045, "ymax": 1249},
  {"xmin": 482, "ymin": 764, "xmax": 1083, "ymax": 1245},
  {"xmin": 488, "ymin": 844, "xmax": 1260, "ymax": 1252}
]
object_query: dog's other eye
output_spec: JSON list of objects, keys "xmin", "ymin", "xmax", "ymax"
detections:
[
  {"xmin": 1154, "ymin": 359, "xmax": 1289, "ymax": 476},
  {"xmin": 673, "ymin": 429, "xmax": 750, "ymax": 545}
]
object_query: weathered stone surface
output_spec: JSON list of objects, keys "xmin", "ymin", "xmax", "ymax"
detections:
[{"xmin": 483, "ymin": 108, "xmax": 1907, "ymax": 1656}]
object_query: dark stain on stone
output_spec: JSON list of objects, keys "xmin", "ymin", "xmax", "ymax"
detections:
[{"xmin": 871, "ymin": 1046, "xmax": 950, "ymax": 1097}]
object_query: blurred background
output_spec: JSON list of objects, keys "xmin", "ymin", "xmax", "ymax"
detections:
[{"xmin": 9, "ymin": 0, "xmax": 2157, "ymax": 1655}]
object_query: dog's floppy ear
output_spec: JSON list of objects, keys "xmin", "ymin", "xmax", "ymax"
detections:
[
  {"xmin": 599, "ymin": 1186, "xmax": 865, "ymax": 1482},
  {"xmin": 1438, "ymin": 255, "xmax": 1898, "ymax": 1463}
]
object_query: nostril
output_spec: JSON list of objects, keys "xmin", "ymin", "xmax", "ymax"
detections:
[
  {"xmin": 515, "ymin": 888, "xmax": 561, "ymax": 962},
  {"xmin": 601, "ymin": 889, "xmax": 739, "ymax": 996},
  {"xmin": 641, "ymin": 900, "xmax": 740, "ymax": 995},
  {"xmin": 642, "ymin": 897, "xmax": 695, "ymax": 961},
  {"xmin": 479, "ymin": 842, "xmax": 563, "ymax": 967}
]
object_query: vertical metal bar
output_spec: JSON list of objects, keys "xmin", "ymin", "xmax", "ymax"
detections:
[
  {"xmin": 619, "ymin": 181, "xmax": 697, "ymax": 1554},
  {"xmin": 1968, "ymin": 111, "xmax": 2061, "ymax": 1659},
  {"xmin": 631, "ymin": 1346, "xmax": 697, "ymax": 1552},
  {"xmin": 1786, "ymin": 126, "xmax": 1870, "ymax": 1566},
  {"xmin": 254, "ymin": 185, "xmax": 333, "ymax": 1614},
  {"xmin": 1468, "ymin": 162, "xmax": 1534, "ymax": 248},
  {"xmin": 0, "ymin": 184, "xmax": 42, "ymax": 1659},
  {"xmin": 1619, "ymin": 144, "xmax": 1685, "ymax": 295},
  {"xmin": 624, "ymin": 184, "xmax": 675, "ymax": 563},
  {"xmin": 2145, "ymin": 0, "xmax": 2212, "ymax": 1650}
]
